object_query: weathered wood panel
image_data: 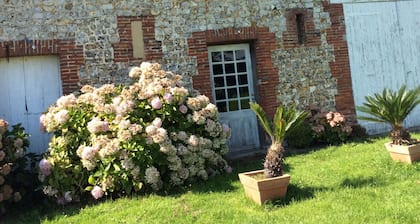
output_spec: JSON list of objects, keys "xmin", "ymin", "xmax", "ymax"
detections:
[
  {"xmin": 0, "ymin": 56, "xmax": 61, "ymax": 154},
  {"xmin": 344, "ymin": 0, "xmax": 420, "ymax": 134}
]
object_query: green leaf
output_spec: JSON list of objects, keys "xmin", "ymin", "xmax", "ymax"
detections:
[
  {"xmin": 88, "ymin": 175, "xmax": 95, "ymax": 185},
  {"xmin": 113, "ymin": 163, "xmax": 121, "ymax": 172},
  {"xmin": 84, "ymin": 186, "xmax": 93, "ymax": 191}
]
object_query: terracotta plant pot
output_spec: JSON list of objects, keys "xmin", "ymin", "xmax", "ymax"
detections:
[
  {"xmin": 384, "ymin": 142, "xmax": 420, "ymax": 164},
  {"xmin": 238, "ymin": 170, "xmax": 290, "ymax": 205}
]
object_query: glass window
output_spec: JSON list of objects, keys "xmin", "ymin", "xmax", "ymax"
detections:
[
  {"xmin": 211, "ymin": 52, "xmax": 222, "ymax": 62},
  {"xmin": 216, "ymin": 102, "xmax": 227, "ymax": 112},
  {"xmin": 215, "ymin": 89, "xmax": 226, "ymax": 100},
  {"xmin": 212, "ymin": 64, "xmax": 223, "ymax": 75},
  {"xmin": 239, "ymin": 87, "xmax": 249, "ymax": 97},
  {"xmin": 226, "ymin": 75, "xmax": 236, "ymax": 86},
  {"xmin": 227, "ymin": 88, "xmax": 237, "ymax": 99},
  {"xmin": 228, "ymin": 100, "xmax": 239, "ymax": 111},
  {"xmin": 238, "ymin": 75, "xmax": 248, "ymax": 85},
  {"xmin": 240, "ymin": 99, "xmax": 250, "ymax": 109},
  {"xmin": 214, "ymin": 77, "xmax": 224, "ymax": 87},
  {"xmin": 225, "ymin": 63, "xmax": 235, "ymax": 74},
  {"xmin": 235, "ymin": 50, "xmax": 245, "ymax": 60},
  {"xmin": 236, "ymin": 62, "xmax": 247, "ymax": 73},
  {"xmin": 223, "ymin": 51, "xmax": 234, "ymax": 61}
]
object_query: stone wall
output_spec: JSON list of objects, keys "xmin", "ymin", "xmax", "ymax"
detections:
[{"xmin": 0, "ymin": 0, "xmax": 355, "ymax": 118}]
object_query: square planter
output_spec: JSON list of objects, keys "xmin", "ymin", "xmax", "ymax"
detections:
[
  {"xmin": 384, "ymin": 142, "xmax": 420, "ymax": 164},
  {"xmin": 238, "ymin": 170, "xmax": 290, "ymax": 205}
]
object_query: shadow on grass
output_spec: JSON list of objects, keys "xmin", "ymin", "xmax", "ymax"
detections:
[
  {"xmin": 2, "ymin": 195, "xmax": 103, "ymax": 224},
  {"xmin": 267, "ymin": 184, "xmax": 330, "ymax": 208},
  {"xmin": 340, "ymin": 176, "xmax": 384, "ymax": 188}
]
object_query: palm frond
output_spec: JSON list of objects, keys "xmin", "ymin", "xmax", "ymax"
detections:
[
  {"xmin": 357, "ymin": 85, "xmax": 420, "ymax": 130},
  {"xmin": 251, "ymin": 102, "xmax": 307, "ymax": 143},
  {"xmin": 250, "ymin": 102, "xmax": 274, "ymax": 141}
]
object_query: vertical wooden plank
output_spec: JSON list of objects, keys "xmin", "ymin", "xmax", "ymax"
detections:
[
  {"xmin": 396, "ymin": 0, "xmax": 420, "ymax": 128},
  {"xmin": 344, "ymin": 2, "xmax": 406, "ymax": 134},
  {"xmin": 24, "ymin": 56, "xmax": 62, "ymax": 154},
  {"xmin": 0, "ymin": 58, "xmax": 27, "ymax": 129}
]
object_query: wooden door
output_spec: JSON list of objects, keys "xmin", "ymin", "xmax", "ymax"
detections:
[
  {"xmin": 208, "ymin": 44, "xmax": 260, "ymax": 152},
  {"xmin": 0, "ymin": 56, "xmax": 62, "ymax": 154}
]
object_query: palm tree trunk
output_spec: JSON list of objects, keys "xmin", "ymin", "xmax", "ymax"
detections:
[{"xmin": 264, "ymin": 142, "xmax": 284, "ymax": 178}]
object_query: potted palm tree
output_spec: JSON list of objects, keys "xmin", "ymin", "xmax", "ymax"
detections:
[
  {"xmin": 238, "ymin": 102, "xmax": 307, "ymax": 205},
  {"xmin": 357, "ymin": 85, "xmax": 420, "ymax": 163}
]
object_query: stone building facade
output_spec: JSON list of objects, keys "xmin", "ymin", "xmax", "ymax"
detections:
[
  {"xmin": 0, "ymin": 0, "xmax": 354, "ymax": 116},
  {"xmin": 0, "ymin": 0, "xmax": 357, "ymax": 152}
]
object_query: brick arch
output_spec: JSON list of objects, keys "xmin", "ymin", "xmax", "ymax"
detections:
[
  {"xmin": 187, "ymin": 26, "xmax": 280, "ymax": 117},
  {"xmin": 0, "ymin": 39, "xmax": 83, "ymax": 94}
]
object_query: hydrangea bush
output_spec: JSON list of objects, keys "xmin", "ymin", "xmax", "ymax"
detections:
[
  {"xmin": 0, "ymin": 119, "xmax": 34, "ymax": 214},
  {"xmin": 308, "ymin": 105, "xmax": 352, "ymax": 144},
  {"xmin": 39, "ymin": 62, "xmax": 231, "ymax": 204}
]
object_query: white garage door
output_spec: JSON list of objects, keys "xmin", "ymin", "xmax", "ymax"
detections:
[
  {"xmin": 0, "ymin": 56, "xmax": 62, "ymax": 154},
  {"xmin": 344, "ymin": 0, "xmax": 420, "ymax": 134}
]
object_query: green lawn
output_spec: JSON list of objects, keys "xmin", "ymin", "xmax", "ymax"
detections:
[{"xmin": 3, "ymin": 135, "xmax": 420, "ymax": 224}]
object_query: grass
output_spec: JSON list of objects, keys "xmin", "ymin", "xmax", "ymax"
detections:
[{"xmin": 3, "ymin": 134, "xmax": 420, "ymax": 224}]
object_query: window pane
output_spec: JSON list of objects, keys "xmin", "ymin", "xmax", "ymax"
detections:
[
  {"xmin": 226, "ymin": 75, "xmax": 236, "ymax": 86},
  {"xmin": 241, "ymin": 99, "xmax": 250, "ymax": 109},
  {"xmin": 239, "ymin": 87, "xmax": 249, "ymax": 97},
  {"xmin": 227, "ymin": 88, "xmax": 237, "ymax": 99},
  {"xmin": 228, "ymin": 100, "xmax": 239, "ymax": 111},
  {"xmin": 211, "ymin": 52, "xmax": 222, "ymax": 62},
  {"xmin": 225, "ymin": 63, "xmax": 235, "ymax": 74},
  {"xmin": 235, "ymin": 50, "xmax": 245, "ymax": 60},
  {"xmin": 214, "ymin": 77, "xmax": 224, "ymax": 87},
  {"xmin": 212, "ymin": 64, "xmax": 223, "ymax": 75},
  {"xmin": 238, "ymin": 75, "xmax": 248, "ymax": 85},
  {"xmin": 215, "ymin": 89, "xmax": 226, "ymax": 100},
  {"xmin": 223, "ymin": 51, "xmax": 234, "ymax": 61},
  {"xmin": 237, "ymin": 62, "xmax": 247, "ymax": 73},
  {"xmin": 217, "ymin": 102, "xmax": 227, "ymax": 112}
]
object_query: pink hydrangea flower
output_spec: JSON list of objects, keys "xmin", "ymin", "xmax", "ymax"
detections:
[
  {"xmin": 179, "ymin": 104, "xmax": 188, "ymax": 114},
  {"xmin": 152, "ymin": 118, "xmax": 162, "ymax": 128},
  {"xmin": 0, "ymin": 163, "xmax": 11, "ymax": 176},
  {"xmin": 326, "ymin": 112, "xmax": 334, "ymax": 121},
  {"xmin": 39, "ymin": 159, "xmax": 52, "ymax": 176},
  {"xmin": 81, "ymin": 146, "xmax": 96, "ymax": 160},
  {"xmin": 163, "ymin": 93, "xmax": 173, "ymax": 103},
  {"xmin": 91, "ymin": 186, "xmax": 104, "ymax": 199},
  {"xmin": 56, "ymin": 94, "xmax": 77, "ymax": 108},
  {"xmin": 222, "ymin": 124, "xmax": 230, "ymax": 133},
  {"xmin": 151, "ymin": 97, "xmax": 162, "ymax": 109},
  {"xmin": 188, "ymin": 135, "xmax": 199, "ymax": 147},
  {"xmin": 0, "ymin": 119, "xmax": 8, "ymax": 135},
  {"xmin": 39, "ymin": 114, "xmax": 47, "ymax": 131},
  {"xmin": 54, "ymin": 109, "xmax": 69, "ymax": 124},
  {"xmin": 225, "ymin": 166, "xmax": 233, "ymax": 174},
  {"xmin": 87, "ymin": 117, "xmax": 110, "ymax": 133}
]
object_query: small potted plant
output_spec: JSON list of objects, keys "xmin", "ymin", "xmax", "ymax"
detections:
[
  {"xmin": 238, "ymin": 103, "xmax": 307, "ymax": 205},
  {"xmin": 357, "ymin": 85, "xmax": 420, "ymax": 163}
]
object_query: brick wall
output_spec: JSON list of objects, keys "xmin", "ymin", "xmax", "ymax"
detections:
[
  {"xmin": 324, "ymin": 2, "xmax": 356, "ymax": 120},
  {"xmin": 113, "ymin": 16, "xmax": 162, "ymax": 63},
  {"xmin": 283, "ymin": 8, "xmax": 322, "ymax": 48}
]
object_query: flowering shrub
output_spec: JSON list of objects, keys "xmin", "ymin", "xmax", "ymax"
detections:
[
  {"xmin": 39, "ymin": 62, "xmax": 231, "ymax": 203},
  {"xmin": 308, "ymin": 105, "xmax": 352, "ymax": 144},
  {"xmin": 0, "ymin": 119, "xmax": 37, "ymax": 214}
]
